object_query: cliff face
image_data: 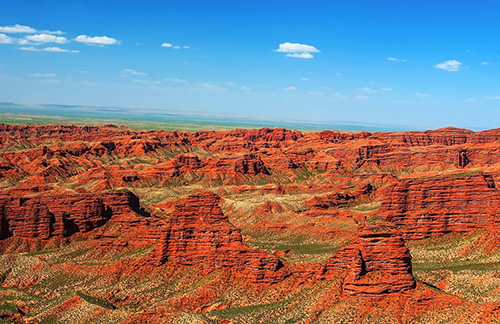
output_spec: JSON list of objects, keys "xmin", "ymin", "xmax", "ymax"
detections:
[
  {"xmin": 214, "ymin": 153, "xmax": 270, "ymax": 176},
  {"xmin": 0, "ymin": 191, "xmax": 140, "ymax": 239},
  {"xmin": 379, "ymin": 174, "xmax": 500, "ymax": 239},
  {"xmin": 0, "ymin": 195, "xmax": 108, "ymax": 239},
  {"xmin": 348, "ymin": 224, "xmax": 415, "ymax": 295},
  {"xmin": 152, "ymin": 191, "xmax": 289, "ymax": 284},
  {"xmin": 326, "ymin": 223, "xmax": 415, "ymax": 295}
]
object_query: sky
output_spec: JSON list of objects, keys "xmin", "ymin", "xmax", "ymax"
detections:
[{"xmin": 1, "ymin": 0, "xmax": 500, "ymax": 130}]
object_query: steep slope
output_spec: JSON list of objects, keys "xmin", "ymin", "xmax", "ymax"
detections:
[{"xmin": 151, "ymin": 191, "xmax": 289, "ymax": 284}]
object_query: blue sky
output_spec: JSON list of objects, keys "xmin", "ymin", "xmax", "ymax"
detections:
[{"xmin": 1, "ymin": 0, "xmax": 500, "ymax": 130}]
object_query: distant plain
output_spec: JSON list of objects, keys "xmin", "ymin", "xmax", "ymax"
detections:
[{"xmin": 0, "ymin": 102, "xmax": 413, "ymax": 132}]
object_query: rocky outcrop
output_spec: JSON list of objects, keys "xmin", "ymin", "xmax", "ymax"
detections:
[
  {"xmin": 397, "ymin": 127, "xmax": 471, "ymax": 146},
  {"xmin": 327, "ymin": 223, "xmax": 415, "ymax": 295},
  {"xmin": 319, "ymin": 130, "xmax": 371, "ymax": 143},
  {"xmin": 214, "ymin": 153, "xmax": 270, "ymax": 176},
  {"xmin": 304, "ymin": 192, "xmax": 356, "ymax": 209},
  {"xmin": 140, "ymin": 154, "xmax": 206, "ymax": 180},
  {"xmin": 304, "ymin": 184, "xmax": 373, "ymax": 210},
  {"xmin": 379, "ymin": 174, "xmax": 500, "ymax": 239},
  {"xmin": 152, "ymin": 191, "xmax": 288, "ymax": 283},
  {"xmin": 0, "ymin": 191, "xmax": 140, "ymax": 239},
  {"xmin": 191, "ymin": 127, "xmax": 302, "ymax": 152}
]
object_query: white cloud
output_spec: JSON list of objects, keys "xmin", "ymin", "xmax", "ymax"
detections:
[
  {"xmin": 355, "ymin": 95, "xmax": 369, "ymax": 100},
  {"xmin": 285, "ymin": 86, "xmax": 297, "ymax": 91},
  {"xmin": 308, "ymin": 91, "xmax": 323, "ymax": 96},
  {"xmin": 467, "ymin": 98, "xmax": 476, "ymax": 102},
  {"xmin": 387, "ymin": 57, "xmax": 407, "ymax": 62},
  {"xmin": 434, "ymin": 60, "xmax": 462, "ymax": 72},
  {"xmin": 336, "ymin": 73, "xmax": 342, "ymax": 76},
  {"xmin": 0, "ymin": 24, "xmax": 63, "ymax": 39},
  {"xmin": 414, "ymin": 92, "xmax": 428, "ymax": 98},
  {"xmin": 75, "ymin": 35, "xmax": 119, "ymax": 45},
  {"xmin": 487, "ymin": 96, "xmax": 500, "ymax": 100},
  {"xmin": 29, "ymin": 73, "xmax": 57, "ymax": 77},
  {"xmin": 381, "ymin": 87, "xmax": 393, "ymax": 91},
  {"xmin": 276, "ymin": 42, "xmax": 319, "ymax": 59},
  {"xmin": 18, "ymin": 46, "xmax": 38, "ymax": 51},
  {"xmin": 18, "ymin": 46, "xmax": 78, "ymax": 53},
  {"xmin": 43, "ymin": 30, "xmax": 64, "ymax": 35},
  {"xmin": 240, "ymin": 86, "xmax": 250, "ymax": 91},
  {"xmin": 334, "ymin": 92, "xmax": 347, "ymax": 99},
  {"xmin": 0, "ymin": 24, "xmax": 37, "ymax": 34},
  {"xmin": 44, "ymin": 46, "xmax": 78, "ymax": 53},
  {"xmin": 481, "ymin": 61, "xmax": 490, "ymax": 65},
  {"xmin": 162, "ymin": 43, "xmax": 189, "ymax": 49},
  {"xmin": 121, "ymin": 68, "xmax": 146, "ymax": 76},
  {"xmin": 26, "ymin": 33, "xmax": 68, "ymax": 44},
  {"xmin": 286, "ymin": 53, "xmax": 313, "ymax": 59},
  {"xmin": 300, "ymin": 77, "xmax": 309, "ymax": 81},
  {"xmin": 276, "ymin": 42, "xmax": 319, "ymax": 53},
  {"xmin": 0, "ymin": 33, "xmax": 14, "ymax": 44}
]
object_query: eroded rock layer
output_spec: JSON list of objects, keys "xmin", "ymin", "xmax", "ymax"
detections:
[
  {"xmin": 338, "ymin": 223, "xmax": 416, "ymax": 295},
  {"xmin": 152, "ymin": 191, "xmax": 289, "ymax": 284},
  {"xmin": 0, "ymin": 191, "xmax": 138, "ymax": 239},
  {"xmin": 379, "ymin": 174, "xmax": 500, "ymax": 239}
]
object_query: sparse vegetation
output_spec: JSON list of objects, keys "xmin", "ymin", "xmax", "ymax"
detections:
[{"xmin": 76, "ymin": 292, "xmax": 116, "ymax": 309}]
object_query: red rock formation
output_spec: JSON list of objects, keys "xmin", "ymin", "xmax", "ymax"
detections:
[
  {"xmin": 140, "ymin": 154, "xmax": 206, "ymax": 181},
  {"xmin": 304, "ymin": 184, "xmax": 373, "ymax": 210},
  {"xmin": 379, "ymin": 173, "xmax": 500, "ymax": 239},
  {"xmin": 319, "ymin": 130, "xmax": 371, "ymax": 143},
  {"xmin": 0, "ymin": 190, "xmax": 141, "ymax": 239},
  {"xmin": 213, "ymin": 153, "xmax": 270, "ymax": 176},
  {"xmin": 152, "ymin": 191, "xmax": 289, "ymax": 283},
  {"xmin": 396, "ymin": 127, "xmax": 471, "ymax": 146},
  {"xmin": 304, "ymin": 192, "xmax": 356, "ymax": 209},
  {"xmin": 327, "ymin": 223, "xmax": 415, "ymax": 295}
]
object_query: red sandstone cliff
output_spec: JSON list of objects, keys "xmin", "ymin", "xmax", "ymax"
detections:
[
  {"xmin": 379, "ymin": 173, "xmax": 500, "ymax": 239},
  {"xmin": 338, "ymin": 223, "xmax": 415, "ymax": 295},
  {"xmin": 0, "ymin": 190, "xmax": 142, "ymax": 239},
  {"xmin": 151, "ymin": 191, "xmax": 289, "ymax": 284}
]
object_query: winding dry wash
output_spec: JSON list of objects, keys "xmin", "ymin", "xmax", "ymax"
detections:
[{"xmin": 1, "ymin": 124, "xmax": 500, "ymax": 323}]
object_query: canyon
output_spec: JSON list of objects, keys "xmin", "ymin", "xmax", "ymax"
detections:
[{"xmin": 1, "ymin": 123, "xmax": 500, "ymax": 323}]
